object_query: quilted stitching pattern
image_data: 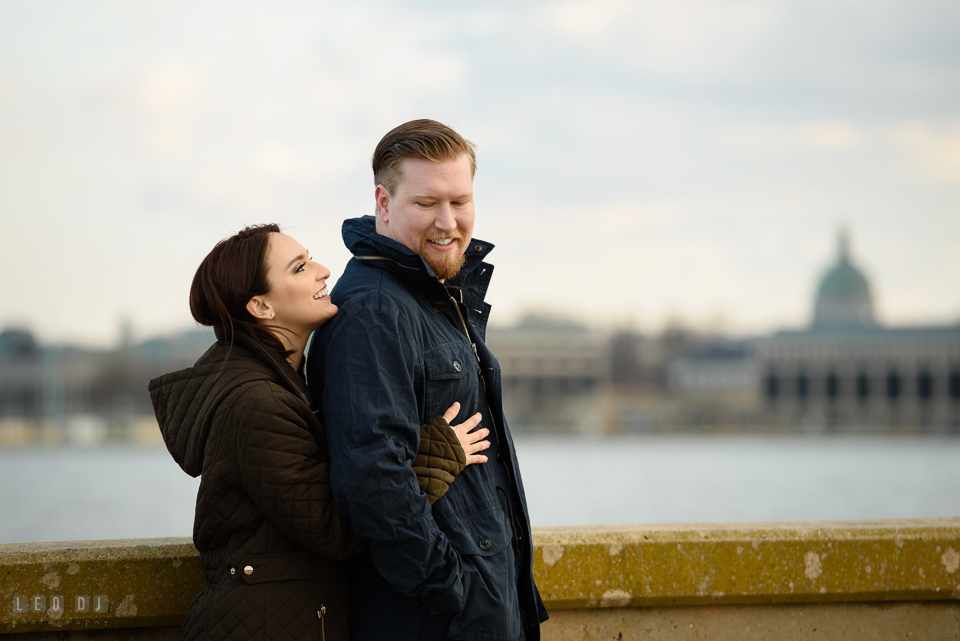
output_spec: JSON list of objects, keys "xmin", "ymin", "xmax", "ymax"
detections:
[
  {"xmin": 148, "ymin": 337, "xmax": 468, "ymax": 641},
  {"xmin": 149, "ymin": 340, "xmax": 357, "ymax": 640},
  {"xmin": 413, "ymin": 416, "xmax": 467, "ymax": 504}
]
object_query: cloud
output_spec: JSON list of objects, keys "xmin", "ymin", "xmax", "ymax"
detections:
[
  {"xmin": 595, "ymin": 201, "xmax": 686, "ymax": 234},
  {"xmin": 136, "ymin": 59, "xmax": 207, "ymax": 156},
  {"xmin": 888, "ymin": 120, "xmax": 960, "ymax": 183},
  {"xmin": 138, "ymin": 59, "xmax": 206, "ymax": 116},
  {"xmin": 0, "ymin": 77, "xmax": 11, "ymax": 108},
  {"xmin": 189, "ymin": 142, "xmax": 343, "ymax": 213},
  {"xmin": 254, "ymin": 142, "xmax": 331, "ymax": 182},
  {"xmin": 545, "ymin": 0, "xmax": 789, "ymax": 77},
  {"xmin": 713, "ymin": 121, "xmax": 863, "ymax": 154}
]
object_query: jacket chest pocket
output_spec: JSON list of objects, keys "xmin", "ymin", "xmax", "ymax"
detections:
[
  {"xmin": 437, "ymin": 501, "xmax": 512, "ymax": 558},
  {"xmin": 422, "ymin": 341, "xmax": 479, "ymax": 421}
]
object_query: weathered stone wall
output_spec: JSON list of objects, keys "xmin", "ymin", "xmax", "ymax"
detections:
[
  {"xmin": 2, "ymin": 518, "xmax": 959, "ymax": 640},
  {"xmin": 535, "ymin": 518, "xmax": 960, "ymax": 639}
]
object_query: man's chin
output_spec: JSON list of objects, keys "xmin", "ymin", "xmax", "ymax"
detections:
[{"xmin": 425, "ymin": 252, "xmax": 467, "ymax": 281}]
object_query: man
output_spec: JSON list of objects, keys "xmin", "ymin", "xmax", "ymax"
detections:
[{"xmin": 306, "ymin": 119, "xmax": 547, "ymax": 641}]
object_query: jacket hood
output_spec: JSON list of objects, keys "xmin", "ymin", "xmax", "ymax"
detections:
[{"xmin": 148, "ymin": 335, "xmax": 311, "ymax": 477}]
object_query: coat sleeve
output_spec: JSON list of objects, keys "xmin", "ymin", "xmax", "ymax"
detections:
[
  {"xmin": 233, "ymin": 383, "xmax": 365, "ymax": 562},
  {"xmin": 415, "ymin": 416, "xmax": 467, "ymax": 505},
  {"xmin": 314, "ymin": 302, "xmax": 465, "ymax": 616}
]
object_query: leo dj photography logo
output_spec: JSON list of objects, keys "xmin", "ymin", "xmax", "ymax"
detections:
[{"xmin": 12, "ymin": 594, "xmax": 109, "ymax": 615}]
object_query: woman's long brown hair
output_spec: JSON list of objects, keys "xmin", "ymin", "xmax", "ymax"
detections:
[{"xmin": 189, "ymin": 224, "xmax": 292, "ymax": 360}]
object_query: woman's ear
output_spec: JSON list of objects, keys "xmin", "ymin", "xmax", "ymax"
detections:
[{"xmin": 246, "ymin": 296, "xmax": 275, "ymax": 321}]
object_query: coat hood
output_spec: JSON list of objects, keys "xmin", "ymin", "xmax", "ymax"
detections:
[{"xmin": 148, "ymin": 334, "xmax": 311, "ymax": 477}]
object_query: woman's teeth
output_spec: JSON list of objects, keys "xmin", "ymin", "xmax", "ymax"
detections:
[{"xmin": 313, "ymin": 287, "xmax": 328, "ymax": 300}]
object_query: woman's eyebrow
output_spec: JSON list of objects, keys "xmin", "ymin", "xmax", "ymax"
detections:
[{"xmin": 284, "ymin": 253, "xmax": 307, "ymax": 271}]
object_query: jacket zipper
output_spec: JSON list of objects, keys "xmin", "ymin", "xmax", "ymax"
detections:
[
  {"xmin": 318, "ymin": 605, "xmax": 326, "ymax": 641},
  {"xmin": 448, "ymin": 295, "xmax": 523, "ymax": 542}
]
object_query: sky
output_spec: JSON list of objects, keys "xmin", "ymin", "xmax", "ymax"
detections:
[{"xmin": 1, "ymin": 0, "xmax": 958, "ymax": 347}]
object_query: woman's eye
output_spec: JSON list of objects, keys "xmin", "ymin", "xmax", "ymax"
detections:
[{"xmin": 295, "ymin": 262, "xmax": 306, "ymax": 273}]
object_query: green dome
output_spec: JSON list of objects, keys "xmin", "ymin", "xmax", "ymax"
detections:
[
  {"xmin": 813, "ymin": 231, "xmax": 875, "ymax": 329},
  {"xmin": 817, "ymin": 260, "xmax": 871, "ymax": 302}
]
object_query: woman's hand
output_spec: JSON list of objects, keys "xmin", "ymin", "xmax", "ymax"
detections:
[{"xmin": 442, "ymin": 402, "xmax": 489, "ymax": 466}]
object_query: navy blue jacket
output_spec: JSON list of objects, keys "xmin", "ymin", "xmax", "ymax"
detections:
[{"xmin": 307, "ymin": 216, "xmax": 547, "ymax": 641}]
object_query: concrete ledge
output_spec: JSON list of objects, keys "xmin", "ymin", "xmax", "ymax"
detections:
[
  {"xmin": 2, "ymin": 518, "xmax": 959, "ymax": 637},
  {"xmin": 532, "ymin": 518, "xmax": 960, "ymax": 608},
  {"xmin": 541, "ymin": 602, "xmax": 960, "ymax": 640},
  {"xmin": 0, "ymin": 538, "xmax": 202, "ymax": 635}
]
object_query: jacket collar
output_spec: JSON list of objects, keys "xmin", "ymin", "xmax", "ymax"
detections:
[
  {"xmin": 341, "ymin": 215, "xmax": 494, "ymax": 286},
  {"xmin": 212, "ymin": 327, "xmax": 312, "ymax": 407}
]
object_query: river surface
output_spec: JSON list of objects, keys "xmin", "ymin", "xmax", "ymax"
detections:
[{"xmin": 1, "ymin": 435, "xmax": 958, "ymax": 544}]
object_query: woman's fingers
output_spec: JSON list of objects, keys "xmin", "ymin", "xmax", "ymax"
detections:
[
  {"xmin": 442, "ymin": 402, "xmax": 461, "ymax": 424},
  {"xmin": 465, "ymin": 452, "xmax": 489, "ymax": 465},
  {"xmin": 462, "ymin": 427, "xmax": 490, "ymax": 451},
  {"xmin": 450, "ymin": 412, "xmax": 489, "ymax": 466}
]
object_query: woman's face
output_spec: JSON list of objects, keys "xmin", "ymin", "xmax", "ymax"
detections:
[{"xmin": 258, "ymin": 232, "xmax": 337, "ymax": 334}]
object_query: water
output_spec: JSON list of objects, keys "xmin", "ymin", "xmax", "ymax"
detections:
[{"xmin": 1, "ymin": 436, "xmax": 958, "ymax": 544}]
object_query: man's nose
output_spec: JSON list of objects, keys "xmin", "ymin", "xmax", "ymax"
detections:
[{"xmin": 434, "ymin": 203, "xmax": 456, "ymax": 231}]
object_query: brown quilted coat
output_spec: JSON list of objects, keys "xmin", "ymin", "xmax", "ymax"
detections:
[{"xmin": 148, "ymin": 335, "xmax": 466, "ymax": 641}]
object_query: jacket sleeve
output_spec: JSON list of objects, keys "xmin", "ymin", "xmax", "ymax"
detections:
[
  {"xmin": 234, "ymin": 383, "xmax": 365, "ymax": 562},
  {"xmin": 315, "ymin": 302, "xmax": 465, "ymax": 615},
  {"xmin": 415, "ymin": 416, "xmax": 467, "ymax": 505}
]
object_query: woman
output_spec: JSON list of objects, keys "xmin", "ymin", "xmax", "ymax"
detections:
[{"xmin": 148, "ymin": 225, "xmax": 489, "ymax": 641}]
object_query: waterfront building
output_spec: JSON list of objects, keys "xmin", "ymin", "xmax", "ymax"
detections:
[
  {"xmin": 757, "ymin": 232, "xmax": 960, "ymax": 432},
  {"xmin": 0, "ymin": 326, "xmax": 214, "ymax": 428},
  {"xmin": 486, "ymin": 315, "xmax": 608, "ymax": 431}
]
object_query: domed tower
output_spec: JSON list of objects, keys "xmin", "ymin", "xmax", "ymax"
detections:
[{"xmin": 813, "ymin": 229, "xmax": 876, "ymax": 330}]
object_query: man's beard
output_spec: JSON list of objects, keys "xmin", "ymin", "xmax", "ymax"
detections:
[{"xmin": 419, "ymin": 235, "xmax": 467, "ymax": 281}]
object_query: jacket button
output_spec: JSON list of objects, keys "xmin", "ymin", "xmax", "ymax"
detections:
[
  {"xmin": 425, "ymin": 600, "xmax": 438, "ymax": 610},
  {"xmin": 474, "ymin": 245, "xmax": 482, "ymax": 252},
  {"xmin": 433, "ymin": 301, "xmax": 445, "ymax": 312},
  {"xmin": 229, "ymin": 567, "xmax": 236, "ymax": 575},
  {"xmin": 479, "ymin": 538, "xmax": 493, "ymax": 551},
  {"xmin": 244, "ymin": 565, "xmax": 254, "ymax": 576},
  {"xmin": 453, "ymin": 360, "xmax": 462, "ymax": 372}
]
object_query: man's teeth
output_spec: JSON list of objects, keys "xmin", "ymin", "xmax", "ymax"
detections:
[
  {"xmin": 313, "ymin": 287, "xmax": 328, "ymax": 300},
  {"xmin": 432, "ymin": 238, "xmax": 453, "ymax": 246}
]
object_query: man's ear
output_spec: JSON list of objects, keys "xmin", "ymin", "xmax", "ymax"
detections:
[
  {"xmin": 246, "ymin": 296, "xmax": 274, "ymax": 321},
  {"xmin": 374, "ymin": 184, "xmax": 391, "ymax": 223}
]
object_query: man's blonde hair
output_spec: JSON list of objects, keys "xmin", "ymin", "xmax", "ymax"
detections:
[{"xmin": 372, "ymin": 119, "xmax": 476, "ymax": 197}]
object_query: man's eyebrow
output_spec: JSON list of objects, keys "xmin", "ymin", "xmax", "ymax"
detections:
[
  {"xmin": 411, "ymin": 192, "xmax": 473, "ymax": 199},
  {"xmin": 284, "ymin": 252, "xmax": 307, "ymax": 271}
]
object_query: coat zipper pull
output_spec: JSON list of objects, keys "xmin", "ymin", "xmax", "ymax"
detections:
[{"xmin": 318, "ymin": 605, "xmax": 326, "ymax": 641}]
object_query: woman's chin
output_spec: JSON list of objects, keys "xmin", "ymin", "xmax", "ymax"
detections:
[{"xmin": 313, "ymin": 303, "xmax": 339, "ymax": 329}]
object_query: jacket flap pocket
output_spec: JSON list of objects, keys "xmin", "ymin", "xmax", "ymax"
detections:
[
  {"xmin": 439, "ymin": 503, "xmax": 511, "ymax": 558},
  {"xmin": 424, "ymin": 341, "xmax": 476, "ymax": 381},
  {"xmin": 237, "ymin": 552, "xmax": 326, "ymax": 584}
]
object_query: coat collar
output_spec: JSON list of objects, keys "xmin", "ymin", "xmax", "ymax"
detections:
[
  {"xmin": 211, "ymin": 327, "xmax": 312, "ymax": 408},
  {"xmin": 341, "ymin": 215, "xmax": 494, "ymax": 285}
]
